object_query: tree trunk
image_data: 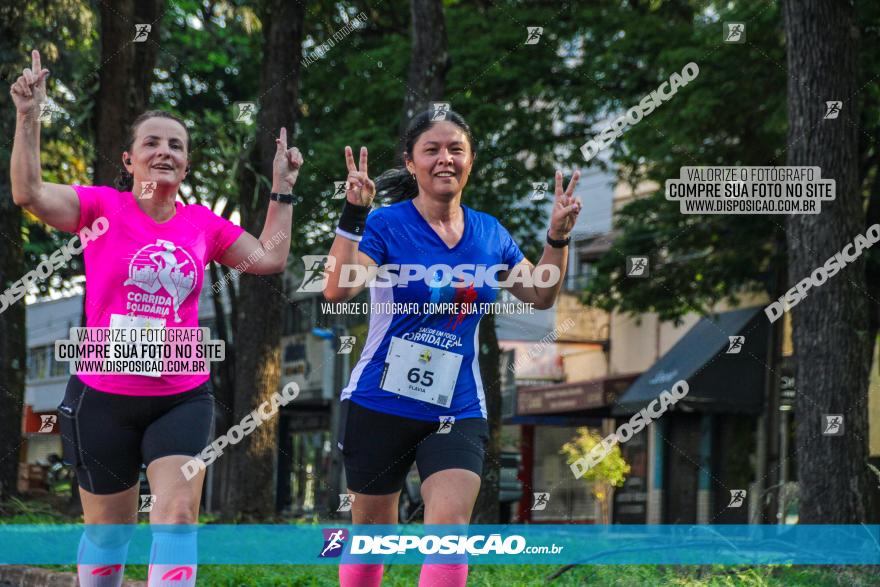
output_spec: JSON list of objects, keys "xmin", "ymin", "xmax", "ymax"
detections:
[
  {"xmin": 783, "ymin": 0, "xmax": 871, "ymax": 523},
  {"xmin": 396, "ymin": 0, "xmax": 449, "ymax": 159},
  {"xmin": 473, "ymin": 313, "xmax": 502, "ymax": 523},
  {"xmin": 223, "ymin": 0, "xmax": 304, "ymax": 520},
  {"xmin": 208, "ymin": 262, "xmax": 236, "ymax": 415},
  {"xmin": 761, "ymin": 229, "xmax": 787, "ymax": 523},
  {"xmin": 0, "ymin": 4, "xmax": 27, "ymax": 501},
  {"xmin": 93, "ymin": 0, "xmax": 163, "ymax": 186},
  {"xmin": 132, "ymin": 0, "xmax": 163, "ymax": 114},
  {"xmin": 861, "ymin": 159, "xmax": 880, "ymax": 522}
]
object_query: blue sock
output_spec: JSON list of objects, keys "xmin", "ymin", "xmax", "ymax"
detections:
[
  {"xmin": 148, "ymin": 527, "xmax": 198, "ymax": 586},
  {"xmin": 77, "ymin": 526, "xmax": 132, "ymax": 587}
]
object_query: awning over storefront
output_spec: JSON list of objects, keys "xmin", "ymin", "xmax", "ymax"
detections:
[
  {"xmin": 612, "ymin": 306, "xmax": 769, "ymax": 416},
  {"xmin": 508, "ymin": 373, "xmax": 640, "ymax": 423}
]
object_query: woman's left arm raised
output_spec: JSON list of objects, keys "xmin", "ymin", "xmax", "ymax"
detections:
[{"xmin": 218, "ymin": 127, "xmax": 302, "ymax": 274}]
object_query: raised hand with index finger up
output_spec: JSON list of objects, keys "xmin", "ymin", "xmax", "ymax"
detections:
[
  {"xmin": 9, "ymin": 50, "xmax": 50, "ymax": 116},
  {"xmin": 344, "ymin": 145, "xmax": 376, "ymax": 207},
  {"xmin": 272, "ymin": 127, "xmax": 304, "ymax": 194}
]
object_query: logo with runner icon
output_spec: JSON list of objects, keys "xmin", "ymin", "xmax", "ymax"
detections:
[
  {"xmin": 319, "ymin": 528, "xmax": 349, "ymax": 558},
  {"xmin": 437, "ymin": 416, "xmax": 455, "ymax": 434},
  {"xmin": 38, "ymin": 415, "xmax": 57, "ymax": 433}
]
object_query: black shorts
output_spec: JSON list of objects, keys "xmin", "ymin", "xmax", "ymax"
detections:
[
  {"xmin": 57, "ymin": 376, "xmax": 214, "ymax": 495},
  {"xmin": 338, "ymin": 399, "xmax": 489, "ymax": 495}
]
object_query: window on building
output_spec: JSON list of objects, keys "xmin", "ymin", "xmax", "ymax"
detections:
[
  {"xmin": 532, "ymin": 426, "xmax": 599, "ymax": 522},
  {"xmin": 27, "ymin": 346, "xmax": 49, "ymax": 381},
  {"xmin": 567, "ymin": 261, "xmax": 596, "ymax": 289},
  {"xmin": 49, "ymin": 350, "xmax": 68, "ymax": 377},
  {"xmin": 27, "ymin": 345, "xmax": 70, "ymax": 380},
  {"xmin": 580, "ymin": 261, "xmax": 596, "ymax": 281}
]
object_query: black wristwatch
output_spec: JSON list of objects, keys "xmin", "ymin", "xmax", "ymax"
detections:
[
  {"xmin": 270, "ymin": 192, "xmax": 295, "ymax": 204},
  {"xmin": 546, "ymin": 230, "xmax": 570, "ymax": 248}
]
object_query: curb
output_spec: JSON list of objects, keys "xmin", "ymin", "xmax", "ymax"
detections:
[{"xmin": 0, "ymin": 566, "xmax": 146, "ymax": 587}]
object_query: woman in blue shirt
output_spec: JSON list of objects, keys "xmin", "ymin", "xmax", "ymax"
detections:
[{"xmin": 324, "ymin": 109, "xmax": 581, "ymax": 587}]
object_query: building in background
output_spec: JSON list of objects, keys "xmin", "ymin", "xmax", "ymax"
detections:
[
  {"xmin": 502, "ymin": 174, "xmax": 796, "ymax": 525},
  {"xmin": 20, "ymin": 296, "xmax": 79, "ymax": 492},
  {"xmin": 498, "ymin": 166, "xmax": 622, "ymax": 523}
]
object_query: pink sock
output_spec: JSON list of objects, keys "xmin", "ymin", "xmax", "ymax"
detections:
[
  {"xmin": 418, "ymin": 563, "xmax": 468, "ymax": 587},
  {"xmin": 339, "ymin": 563, "xmax": 384, "ymax": 587}
]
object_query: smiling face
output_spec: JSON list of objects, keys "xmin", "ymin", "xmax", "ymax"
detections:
[
  {"xmin": 405, "ymin": 121, "xmax": 474, "ymax": 199},
  {"xmin": 122, "ymin": 117, "xmax": 189, "ymax": 190}
]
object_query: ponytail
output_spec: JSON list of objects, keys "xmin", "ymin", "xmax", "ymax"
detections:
[
  {"xmin": 115, "ymin": 169, "xmax": 134, "ymax": 192},
  {"xmin": 375, "ymin": 167, "xmax": 419, "ymax": 204}
]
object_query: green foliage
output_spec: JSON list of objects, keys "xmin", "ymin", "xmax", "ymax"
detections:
[
  {"xmin": 292, "ymin": 1, "xmax": 604, "ymax": 261},
  {"xmin": 154, "ymin": 0, "xmax": 262, "ymax": 213},
  {"xmin": 579, "ymin": 0, "xmax": 788, "ymax": 321},
  {"xmin": 0, "ymin": 497, "xmax": 67, "ymax": 523},
  {"xmin": 560, "ymin": 426, "xmax": 630, "ymax": 488},
  {"xmin": 294, "ymin": 3, "xmax": 409, "ymax": 250},
  {"xmin": 16, "ymin": 0, "xmax": 880, "ymax": 312},
  {"xmin": 581, "ymin": 0, "xmax": 880, "ymax": 321},
  {"xmin": 6, "ymin": 1, "xmax": 97, "ymax": 297},
  {"xmin": 440, "ymin": 1, "xmax": 599, "ymax": 262}
]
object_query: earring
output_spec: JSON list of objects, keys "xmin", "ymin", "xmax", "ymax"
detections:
[{"xmin": 411, "ymin": 174, "xmax": 416, "ymax": 181}]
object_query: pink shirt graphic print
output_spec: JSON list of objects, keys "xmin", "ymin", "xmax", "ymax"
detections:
[{"xmin": 73, "ymin": 185, "xmax": 244, "ymax": 396}]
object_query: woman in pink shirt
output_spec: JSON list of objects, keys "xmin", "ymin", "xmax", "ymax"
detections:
[{"xmin": 10, "ymin": 50, "xmax": 302, "ymax": 587}]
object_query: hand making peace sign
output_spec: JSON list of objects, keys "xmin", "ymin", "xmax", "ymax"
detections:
[
  {"xmin": 548, "ymin": 170, "xmax": 583, "ymax": 240},
  {"xmin": 10, "ymin": 50, "xmax": 50, "ymax": 116},
  {"xmin": 344, "ymin": 145, "xmax": 376, "ymax": 207},
  {"xmin": 273, "ymin": 127, "xmax": 304, "ymax": 193}
]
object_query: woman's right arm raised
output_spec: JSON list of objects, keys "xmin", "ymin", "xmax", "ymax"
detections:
[
  {"xmin": 323, "ymin": 146, "xmax": 377, "ymax": 302},
  {"xmin": 10, "ymin": 50, "xmax": 79, "ymax": 233}
]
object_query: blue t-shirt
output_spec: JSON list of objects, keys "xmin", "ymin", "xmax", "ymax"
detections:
[{"xmin": 341, "ymin": 199, "xmax": 525, "ymax": 421}]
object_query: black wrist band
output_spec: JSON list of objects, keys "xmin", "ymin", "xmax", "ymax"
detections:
[
  {"xmin": 338, "ymin": 201, "xmax": 371, "ymax": 237},
  {"xmin": 546, "ymin": 230, "xmax": 570, "ymax": 248},
  {"xmin": 270, "ymin": 192, "xmax": 295, "ymax": 204}
]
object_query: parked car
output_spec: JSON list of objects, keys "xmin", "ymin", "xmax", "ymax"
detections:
[
  {"xmin": 399, "ymin": 451, "xmax": 523, "ymax": 523},
  {"xmin": 498, "ymin": 451, "xmax": 523, "ymax": 523}
]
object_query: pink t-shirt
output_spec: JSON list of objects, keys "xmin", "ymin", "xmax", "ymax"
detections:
[{"xmin": 73, "ymin": 185, "xmax": 244, "ymax": 396}]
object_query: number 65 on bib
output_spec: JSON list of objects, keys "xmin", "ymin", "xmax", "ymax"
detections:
[{"xmin": 379, "ymin": 336, "xmax": 462, "ymax": 408}]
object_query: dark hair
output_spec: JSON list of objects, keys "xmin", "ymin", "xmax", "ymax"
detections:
[
  {"xmin": 374, "ymin": 109, "xmax": 476, "ymax": 204},
  {"xmin": 115, "ymin": 110, "xmax": 192, "ymax": 191}
]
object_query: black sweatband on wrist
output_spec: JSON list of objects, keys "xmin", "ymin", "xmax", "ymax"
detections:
[
  {"xmin": 338, "ymin": 201, "xmax": 371, "ymax": 237},
  {"xmin": 546, "ymin": 230, "xmax": 571, "ymax": 248},
  {"xmin": 270, "ymin": 192, "xmax": 295, "ymax": 204}
]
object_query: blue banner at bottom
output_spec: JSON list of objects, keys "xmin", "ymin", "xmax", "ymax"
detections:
[{"xmin": 1, "ymin": 524, "xmax": 878, "ymax": 565}]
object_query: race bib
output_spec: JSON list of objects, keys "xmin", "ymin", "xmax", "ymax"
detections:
[
  {"xmin": 109, "ymin": 313, "xmax": 166, "ymax": 330},
  {"xmin": 108, "ymin": 314, "xmax": 167, "ymax": 377},
  {"xmin": 380, "ymin": 336, "xmax": 462, "ymax": 408}
]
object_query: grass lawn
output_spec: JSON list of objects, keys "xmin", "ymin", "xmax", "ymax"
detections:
[{"xmin": 34, "ymin": 563, "xmax": 880, "ymax": 586}]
